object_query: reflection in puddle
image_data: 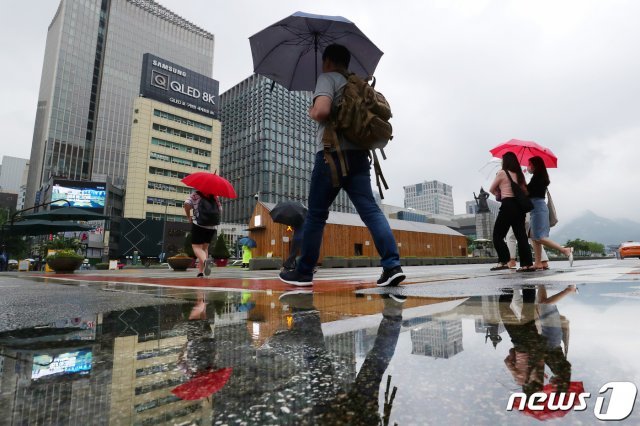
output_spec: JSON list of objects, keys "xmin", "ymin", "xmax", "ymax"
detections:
[{"xmin": 1, "ymin": 282, "xmax": 639, "ymax": 424}]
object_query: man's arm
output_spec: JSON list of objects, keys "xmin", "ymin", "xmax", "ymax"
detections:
[{"xmin": 308, "ymin": 95, "xmax": 332, "ymax": 122}]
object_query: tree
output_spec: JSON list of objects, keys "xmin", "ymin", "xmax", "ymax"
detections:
[
  {"xmin": 565, "ymin": 238, "xmax": 605, "ymax": 256},
  {"xmin": 212, "ymin": 232, "xmax": 230, "ymax": 259}
]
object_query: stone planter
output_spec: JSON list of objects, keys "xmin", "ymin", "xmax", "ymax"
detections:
[
  {"xmin": 167, "ymin": 256, "xmax": 192, "ymax": 271},
  {"xmin": 348, "ymin": 257, "xmax": 371, "ymax": 268},
  {"xmin": 249, "ymin": 257, "xmax": 282, "ymax": 270},
  {"xmin": 46, "ymin": 257, "xmax": 83, "ymax": 274},
  {"xmin": 322, "ymin": 257, "xmax": 348, "ymax": 268},
  {"xmin": 214, "ymin": 258, "xmax": 229, "ymax": 267},
  {"xmin": 404, "ymin": 257, "xmax": 421, "ymax": 266}
]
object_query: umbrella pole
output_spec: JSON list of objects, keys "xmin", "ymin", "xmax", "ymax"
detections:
[{"xmin": 314, "ymin": 32, "xmax": 318, "ymax": 85}]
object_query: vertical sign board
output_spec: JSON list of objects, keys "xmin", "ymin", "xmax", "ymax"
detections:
[{"xmin": 140, "ymin": 53, "xmax": 220, "ymax": 119}]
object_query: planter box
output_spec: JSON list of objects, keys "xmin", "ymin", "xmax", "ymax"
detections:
[
  {"xmin": 418, "ymin": 258, "xmax": 434, "ymax": 266},
  {"xmin": 348, "ymin": 257, "xmax": 371, "ymax": 268},
  {"xmin": 404, "ymin": 257, "xmax": 421, "ymax": 266},
  {"xmin": 370, "ymin": 257, "xmax": 382, "ymax": 267},
  {"xmin": 46, "ymin": 257, "xmax": 83, "ymax": 274},
  {"xmin": 250, "ymin": 257, "xmax": 282, "ymax": 270},
  {"xmin": 322, "ymin": 257, "xmax": 348, "ymax": 268},
  {"xmin": 167, "ymin": 257, "xmax": 192, "ymax": 271}
]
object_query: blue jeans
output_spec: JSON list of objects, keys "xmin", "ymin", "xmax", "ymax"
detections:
[{"xmin": 297, "ymin": 151, "xmax": 400, "ymax": 275}]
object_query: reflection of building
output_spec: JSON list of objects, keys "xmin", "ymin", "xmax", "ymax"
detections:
[
  {"xmin": 219, "ymin": 74, "xmax": 354, "ymax": 225},
  {"xmin": 404, "ymin": 180, "xmax": 454, "ymax": 217},
  {"xmin": 409, "ymin": 316, "xmax": 463, "ymax": 359},
  {"xmin": 26, "ymin": 0, "xmax": 214, "ymax": 210}
]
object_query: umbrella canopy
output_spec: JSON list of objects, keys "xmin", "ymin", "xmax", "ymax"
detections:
[
  {"xmin": 238, "ymin": 236, "xmax": 257, "ymax": 248},
  {"xmin": 23, "ymin": 206, "xmax": 108, "ymax": 222},
  {"xmin": 3, "ymin": 220, "xmax": 94, "ymax": 236},
  {"xmin": 490, "ymin": 139, "xmax": 558, "ymax": 168},
  {"xmin": 250, "ymin": 11, "xmax": 383, "ymax": 91},
  {"xmin": 521, "ymin": 381, "xmax": 585, "ymax": 421},
  {"xmin": 171, "ymin": 367, "xmax": 233, "ymax": 400},
  {"xmin": 181, "ymin": 172, "xmax": 237, "ymax": 199},
  {"xmin": 269, "ymin": 201, "xmax": 308, "ymax": 228}
]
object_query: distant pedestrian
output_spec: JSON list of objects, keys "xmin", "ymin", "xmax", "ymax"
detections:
[
  {"xmin": 0, "ymin": 247, "xmax": 7, "ymax": 272},
  {"xmin": 278, "ymin": 43, "xmax": 405, "ymax": 288},
  {"xmin": 526, "ymin": 156, "xmax": 573, "ymax": 268},
  {"xmin": 241, "ymin": 245, "xmax": 252, "ymax": 269},
  {"xmin": 489, "ymin": 152, "xmax": 534, "ymax": 272},
  {"xmin": 184, "ymin": 191, "xmax": 220, "ymax": 278},
  {"xmin": 282, "ymin": 226, "xmax": 303, "ymax": 271}
]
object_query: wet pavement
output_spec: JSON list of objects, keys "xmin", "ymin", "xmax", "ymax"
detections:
[{"xmin": 1, "ymin": 259, "xmax": 639, "ymax": 425}]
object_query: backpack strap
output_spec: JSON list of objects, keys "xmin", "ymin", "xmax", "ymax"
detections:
[{"xmin": 370, "ymin": 149, "xmax": 389, "ymax": 199}]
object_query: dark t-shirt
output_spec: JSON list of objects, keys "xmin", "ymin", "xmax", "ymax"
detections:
[{"xmin": 527, "ymin": 174, "xmax": 548, "ymax": 198}]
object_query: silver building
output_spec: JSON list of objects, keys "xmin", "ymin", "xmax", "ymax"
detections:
[
  {"xmin": 25, "ymin": 0, "xmax": 214, "ymax": 209},
  {"xmin": 220, "ymin": 75, "xmax": 354, "ymax": 224},
  {"xmin": 403, "ymin": 180, "xmax": 454, "ymax": 217}
]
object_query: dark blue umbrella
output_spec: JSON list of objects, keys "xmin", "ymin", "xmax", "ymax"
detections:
[
  {"xmin": 238, "ymin": 237, "xmax": 257, "ymax": 248},
  {"xmin": 249, "ymin": 11, "xmax": 383, "ymax": 91}
]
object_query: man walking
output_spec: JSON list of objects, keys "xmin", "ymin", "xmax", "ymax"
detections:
[{"xmin": 279, "ymin": 44, "xmax": 404, "ymax": 288}]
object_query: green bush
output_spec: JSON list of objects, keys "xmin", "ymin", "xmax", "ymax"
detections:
[
  {"xmin": 212, "ymin": 233, "xmax": 230, "ymax": 259},
  {"xmin": 47, "ymin": 249, "xmax": 83, "ymax": 261},
  {"xmin": 95, "ymin": 263, "xmax": 109, "ymax": 270}
]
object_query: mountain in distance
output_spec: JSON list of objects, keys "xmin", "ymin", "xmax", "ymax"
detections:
[{"xmin": 550, "ymin": 210, "xmax": 640, "ymax": 246}]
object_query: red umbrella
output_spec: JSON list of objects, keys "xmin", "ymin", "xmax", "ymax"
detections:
[
  {"xmin": 519, "ymin": 381, "xmax": 585, "ymax": 421},
  {"xmin": 181, "ymin": 172, "xmax": 237, "ymax": 198},
  {"xmin": 490, "ymin": 139, "xmax": 558, "ymax": 168},
  {"xmin": 171, "ymin": 367, "xmax": 233, "ymax": 400}
]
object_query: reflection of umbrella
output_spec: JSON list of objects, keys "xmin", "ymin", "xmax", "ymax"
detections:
[
  {"xmin": 490, "ymin": 139, "xmax": 558, "ymax": 168},
  {"xmin": 181, "ymin": 172, "xmax": 236, "ymax": 198},
  {"xmin": 250, "ymin": 11, "xmax": 383, "ymax": 91},
  {"xmin": 519, "ymin": 381, "xmax": 585, "ymax": 421},
  {"xmin": 238, "ymin": 237, "xmax": 257, "ymax": 248},
  {"xmin": 270, "ymin": 201, "xmax": 308, "ymax": 228},
  {"xmin": 4, "ymin": 220, "xmax": 93, "ymax": 236},
  {"xmin": 171, "ymin": 367, "xmax": 233, "ymax": 400},
  {"xmin": 24, "ymin": 206, "xmax": 108, "ymax": 221}
]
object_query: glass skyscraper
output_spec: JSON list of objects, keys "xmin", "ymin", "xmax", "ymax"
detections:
[
  {"xmin": 220, "ymin": 75, "xmax": 354, "ymax": 224},
  {"xmin": 26, "ymin": 0, "xmax": 214, "ymax": 209}
]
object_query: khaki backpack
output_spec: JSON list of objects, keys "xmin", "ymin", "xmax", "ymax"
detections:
[{"xmin": 322, "ymin": 71, "xmax": 393, "ymax": 198}]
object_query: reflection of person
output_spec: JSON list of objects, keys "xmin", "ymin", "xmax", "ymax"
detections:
[
  {"xmin": 278, "ymin": 43, "xmax": 404, "ymax": 288},
  {"xmin": 499, "ymin": 285, "xmax": 575, "ymax": 396},
  {"xmin": 526, "ymin": 156, "xmax": 573, "ymax": 269},
  {"xmin": 241, "ymin": 245, "xmax": 252, "ymax": 269},
  {"xmin": 184, "ymin": 191, "xmax": 219, "ymax": 277},
  {"xmin": 273, "ymin": 292, "xmax": 404, "ymax": 425},
  {"xmin": 177, "ymin": 292, "xmax": 217, "ymax": 377},
  {"xmin": 0, "ymin": 246, "xmax": 7, "ymax": 272},
  {"xmin": 489, "ymin": 152, "xmax": 534, "ymax": 272}
]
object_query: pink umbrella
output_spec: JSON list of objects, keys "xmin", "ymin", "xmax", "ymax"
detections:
[
  {"xmin": 490, "ymin": 139, "xmax": 558, "ymax": 168},
  {"xmin": 181, "ymin": 172, "xmax": 237, "ymax": 198}
]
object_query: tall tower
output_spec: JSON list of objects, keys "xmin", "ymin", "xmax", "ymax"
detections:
[
  {"xmin": 26, "ymin": 0, "xmax": 215, "ymax": 209},
  {"xmin": 220, "ymin": 75, "xmax": 354, "ymax": 224},
  {"xmin": 403, "ymin": 180, "xmax": 454, "ymax": 217}
]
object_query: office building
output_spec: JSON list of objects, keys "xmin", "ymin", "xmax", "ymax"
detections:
[
  {"xmin": 220, "ymin": 74, "xmax": 354, "ymax": 225},
  {"xmin": 0, "ymin": 156, "xmax": 29, "ymax": 195},
  {"xmin": 26, "ymin": 0, "xmax": 215, "ymax": 209},
  {"xmin": 404, "ymin": 180, "xmax": 454, "ymax": 217}
]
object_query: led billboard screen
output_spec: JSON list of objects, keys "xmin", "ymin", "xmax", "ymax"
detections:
[
  {"xmin": 31, "ymin": 349, "xmax": 93, "ymax": 380},
  {"xmin": 51, "ymin": 180, "xmax": 106, "ymax": 212}
]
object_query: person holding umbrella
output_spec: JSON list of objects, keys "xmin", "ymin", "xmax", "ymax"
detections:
[
  {"xmin": 526, "ymin": 156, "xmax": 573, "ymax": 268},
  {"xmin": 278, "ymin": 44, "xmax": 404, "ymax": 287},
  {"xmin": 184, "ymin": 192, "xmax": 221, "ymax": 278}
]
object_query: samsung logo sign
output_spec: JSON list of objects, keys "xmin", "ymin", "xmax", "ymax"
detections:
[
  {"xmin": 141, "ymin": 54, "xmax": 219, "ymax": 118},
  {"xmin": 152, "ymin": 59, "xmax": 187, "ymax": 77}
]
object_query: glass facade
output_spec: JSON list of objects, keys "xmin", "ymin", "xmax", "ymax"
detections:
[
  {"xmin": 220, "ymin": 75, "xmax": 354, "ymax": 224},
  {"xmin": 404, "ymin": 180, "xmax": 455, "ymax": 217},
  {"xmin": 26, "ymin": 0, "xmax": 215, "ymax": 208}
]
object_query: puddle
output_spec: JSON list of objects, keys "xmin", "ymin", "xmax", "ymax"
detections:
[{"xmin": 1, "ymin": 280, "xmax": 639, "ymax": 424}]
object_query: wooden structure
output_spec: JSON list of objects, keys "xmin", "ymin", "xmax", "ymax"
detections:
[{"xmin": 248, "ymin": 202, "xmax": 468, "ymax": 262}]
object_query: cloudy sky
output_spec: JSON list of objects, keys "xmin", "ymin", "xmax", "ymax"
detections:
[{"xmin": 1, "ymin": 0, "xmax": 639, "ymax": 222}]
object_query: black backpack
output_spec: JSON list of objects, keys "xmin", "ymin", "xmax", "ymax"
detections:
[{"xmin": 196, "ymin": 192, "xmax": 220, "ymax": 226}]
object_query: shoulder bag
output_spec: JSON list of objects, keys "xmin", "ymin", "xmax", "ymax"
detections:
[
  {"xmin": 547, "ymin": 189, "xmax": 558, "ymax": 227},
  {"xmin": 505, "ymin": 171, "xmax": 534, "ymax": 213}
]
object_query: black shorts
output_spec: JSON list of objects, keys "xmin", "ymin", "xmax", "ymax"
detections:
[{"xmin": 191, "ymin": 223, "xmax": 216, "ymax": 245}]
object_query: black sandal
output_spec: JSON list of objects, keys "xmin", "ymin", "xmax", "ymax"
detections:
[
  {"xmin": 490, "ymin": 264, "xmax": 510, "ymax": 271},
  {"xmin": 516, "ymin": 266, "xmax": 538, "ymax": 273}
]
